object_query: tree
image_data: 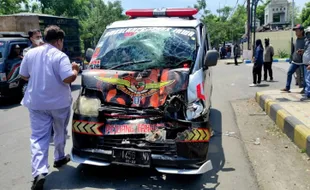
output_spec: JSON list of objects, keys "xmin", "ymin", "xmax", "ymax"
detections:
[
  {"xmin": 217, "ymin": 6, "xmax": 232, "ymax": 22},
  {"xmin": 229, "ymin": 5, "xmax": 247, "ymax": 42},
  {"xmin": 194, "ymin": 0, "xmax": 247, "ymax": 46},
  {"xmin": 0, "ymin": 0, "xmax": 27, "ymax": 14},
  {"xmin": 79, "ymin": 0, "xmax": 127, "ymax": 48},
  {"xmin": 256, "ymin": 0, "xmax": 271, "ymax": 25},
  {"xmin": 301, "ymin": 2, "xmax": 310, "ymax": 27}
]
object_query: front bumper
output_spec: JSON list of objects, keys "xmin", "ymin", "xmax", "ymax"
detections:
[
  {"xmin": 71, "ymin": 112, "xmax": 212, "ymax": 175},
  {"xmin": 70, "ymin": 148, "xmax": 213, "ymax": 175}
]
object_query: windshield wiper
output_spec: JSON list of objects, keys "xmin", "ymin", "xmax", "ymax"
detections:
[{"xmin": 107, "ymin": 59, "xmax": 152, "ymax": 70}]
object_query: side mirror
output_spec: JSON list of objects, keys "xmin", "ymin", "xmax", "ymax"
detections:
[
  {"xmin": 204, "ymin": 50, "xmax": 219, "ymax": 68},
  {"xmin": 85, "ymin": 48, "xmax": 94, "ymax": 63}
]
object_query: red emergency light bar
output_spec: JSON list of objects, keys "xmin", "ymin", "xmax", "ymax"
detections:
[{"xmin": 125, "ymin": 8, "xmax": 198, "ymax": 18}]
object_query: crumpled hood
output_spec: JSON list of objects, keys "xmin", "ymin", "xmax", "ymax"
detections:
[{"xmin": 82, "ymin": 68, "xmax": 189, "ymax": 108}]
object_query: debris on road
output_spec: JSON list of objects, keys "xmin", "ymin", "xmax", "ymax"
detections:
[
  {"xmin": 254, "ymin": 138, "xmax": 261, "ymax": 145},
  {"xmin": 224, "ymin": 131, "xmax": 236, "ymax": 136}
]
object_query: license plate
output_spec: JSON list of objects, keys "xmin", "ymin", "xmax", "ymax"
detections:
[{"xmin": 112, "ymin": 148, "xmax": 151, "ymax": 168}]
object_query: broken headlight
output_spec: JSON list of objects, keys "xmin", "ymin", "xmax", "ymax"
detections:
[
  {"xmin": 73, "ymin": 96, "xmax": 101, "ymax": 117},
  {"xmin": 185, "ymin": 100, "xmax": 204, "ymax": 120}
]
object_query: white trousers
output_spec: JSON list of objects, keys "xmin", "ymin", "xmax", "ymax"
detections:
[{"xmin": 29, "ymin": 106, "xmax": 71, "ymax": 178}]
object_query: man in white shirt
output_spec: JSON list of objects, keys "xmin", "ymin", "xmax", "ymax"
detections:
[{"xmin": 19, "ymin": 25, "xmax": 80, "ymax": 190}]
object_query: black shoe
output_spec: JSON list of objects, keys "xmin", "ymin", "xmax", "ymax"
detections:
[
  {"xmin": 53, "ymin": 154, "xmax": 70, "ymax": 168},
  {"xmin": 281, "ymin": 88, "xmax": 290, "ymax": 92},
  {"xmin": 31, "ymin": 174, "xmax": 45, "ymax": 190}
]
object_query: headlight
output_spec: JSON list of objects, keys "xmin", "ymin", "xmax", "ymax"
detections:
[
  {"xmin": 186, "ymin": 101, "xmax": 204, "ymax": 120},
  {"xmin": 73, "ymin": 96, "xmax": 101, "ymax": 117}
]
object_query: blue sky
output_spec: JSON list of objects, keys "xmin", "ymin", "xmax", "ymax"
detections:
[{"xmin": 115, "ymin": 0, "xmax": 307, "ymax": 14}]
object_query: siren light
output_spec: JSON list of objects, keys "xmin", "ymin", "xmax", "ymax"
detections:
[{"xmin": 125, "ymin": 8, "xmax": 198, "ymax": 18}]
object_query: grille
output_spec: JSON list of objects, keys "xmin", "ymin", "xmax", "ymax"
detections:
[{"xmin": 97, "ymin": 134, "xmax": 177, "ymax": 156}]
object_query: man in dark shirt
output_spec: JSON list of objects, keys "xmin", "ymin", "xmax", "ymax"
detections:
[
  {"xmin": 234, "ymin": 43, "xmax": 240, "ymax": 66},
  {"xmin": 281, "ymin": 24, "xmax": 305, "ymax": 92}
]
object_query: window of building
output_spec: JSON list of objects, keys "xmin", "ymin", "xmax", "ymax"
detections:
[{"xmin": 273, "ymin": 13, "xmax": 281, "ymax": 22}]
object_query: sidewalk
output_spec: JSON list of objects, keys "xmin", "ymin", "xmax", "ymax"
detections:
[{"xmin": 255, "ymin": 89, "xmax": 310, "ymax": 157}]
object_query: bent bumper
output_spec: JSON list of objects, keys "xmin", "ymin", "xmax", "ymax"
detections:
[
  {"xmin": 155, "ymin": 160, "xmax": 212, "ymax": 175},
  {"xmin": 70, "ymin": 148, "xmax": 213, "ymax": 175}
]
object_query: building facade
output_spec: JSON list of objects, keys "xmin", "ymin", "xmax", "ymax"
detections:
[{"xmin": 264, "ymin": 0, "xmax": 291, "ymax": 25}]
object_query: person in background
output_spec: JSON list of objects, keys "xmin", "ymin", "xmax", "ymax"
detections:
[
  {"xmin": 234, "ymin": 43, "xmax": 240, "ymax": 66},
  {"xmin": 300, "ymin": 26, "xmax": 310, "ymax": 101},
  {"xmin": 22, "ymin": 29, "xmax": 44, "ymax": 78},
  {"xmin": 263, "ymin": 38, "xmax": 274, "ymax": 81},
  {"xmin": 9, "ymin": 45, "xmax": 23, "ymax": 59},
  {"xmin": 23, "ymin": 29, "xmax": 44, "ymax": 56},
  {"xmin": 249, "ymin": 39, "xmax": 264, "ymax": 87},
  {"xmin": 281, "ymin": 24, "xmax": 305, "ymax": 93},
  {"xmin": 19, "ymin": 25, "xmax": 80, "ymax": 190},
  {"xmin": 220, "ymin": 44, "xmax": 226, "ymax": 59}
]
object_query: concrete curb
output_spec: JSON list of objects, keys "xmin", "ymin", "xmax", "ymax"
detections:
[
  {"xmin": 255, "ymin": 92, "xmax": 310, "ymax": 157},
  {"xmin": 244, "ymin": 58, "xmax": 290, "ymax": 64}
]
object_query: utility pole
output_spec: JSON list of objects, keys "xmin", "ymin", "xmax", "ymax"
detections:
[
  {"xmin": 291, "ymin": 0, "xmax": 295, "ymax": 57},
  {"xmin": 247, "ymin": 0, "xmax": 251, "ymax": 50}
]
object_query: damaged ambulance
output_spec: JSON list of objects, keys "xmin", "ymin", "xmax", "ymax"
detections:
[{"xmin": 71, "ymin": 8, "xmax": 219, "ymax": 175}]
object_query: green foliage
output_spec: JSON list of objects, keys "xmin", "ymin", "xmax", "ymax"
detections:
[
  {"xmin": 300, "ymin": 149, "xmax": 306, "ymax": 153},
  {"xmin": 277, "ymin": 49, "xmax": 289, "ymax": 58},
  {"xmin": 0, "ymin": 0, "xmax": 27, "ymax": 14},
  {"xmin": 0, "ymin": 0, "xmax": 127, "ymax": 52},
  {"xmin": 195, "ymin": 0, "xmax": 246, "ymax": 46},
  {"xmin": 256, "ymin": 0, "xmax": 271, "ymax": 25},
  {"xmin": 80, "ymin": 0, "xmax": 127, "ymax": 48},
  {"xmin": 301, "ymin": 2, "xmax": 310, "ymax": 27}
]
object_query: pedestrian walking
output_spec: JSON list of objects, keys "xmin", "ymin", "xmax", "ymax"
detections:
[
  {"xmin": 220, "ymin": 44, "xmax": 226, "ymax": 59},
  {"xmin": 263, "ymin": 38, "xmax": 274, "ymax": 81},
  {"xmin": 234, "ymin": 43, "xmax": 240, "ymax": 66},
  {"xmin": 19, "ymin": 25, "xmax": 80, "ymax": 190},
  {"xmin": 300, "ymin": 27, "xmax": 310, "ymax": 101},
  {"xmin": 249, "ymin": 39, "xmax": 264, "ymax": 87},
  {"xmin": 281, "ymin": 24, "xmax": 306, "ymax": 93}
]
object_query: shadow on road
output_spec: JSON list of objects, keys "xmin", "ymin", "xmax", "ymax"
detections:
[
  {"xmin": 257, "ymin": 84, "xmax": 270, "ymax": 87},
  {"xmin": 204, "ymin": 108, "xmax": 234, "ymax": 189},
  {"xmin": 44, "ymin": 108, "xmax": 228, "ymax": 190}
]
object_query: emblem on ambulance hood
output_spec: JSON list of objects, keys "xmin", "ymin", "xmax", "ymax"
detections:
[{"xmin": 95, "ymin": 75, "xmax": 175, "ymax": 105}]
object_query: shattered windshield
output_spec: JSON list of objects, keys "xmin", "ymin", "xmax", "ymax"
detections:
[{"xmin": 91, "ymin": 27, "xmax": 197, "ymax": 70}]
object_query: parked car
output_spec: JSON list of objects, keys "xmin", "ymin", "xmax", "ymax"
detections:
[{"xmin": 0, "ymin": 35, "xmax": 29, "ymax": 98}]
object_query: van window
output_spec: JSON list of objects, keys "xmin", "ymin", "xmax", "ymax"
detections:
[
  {"xmin": 8, "ymin": 43, "xmax": 28, "ymax": 60},
  {"xmin": 91, "ymin": 27, "xmax": 197, "ymax": 71}
]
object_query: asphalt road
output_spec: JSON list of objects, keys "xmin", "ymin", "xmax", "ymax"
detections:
[{"xmin": 0, "ymin": 61, "xmax": 290, "ymax": 190}]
